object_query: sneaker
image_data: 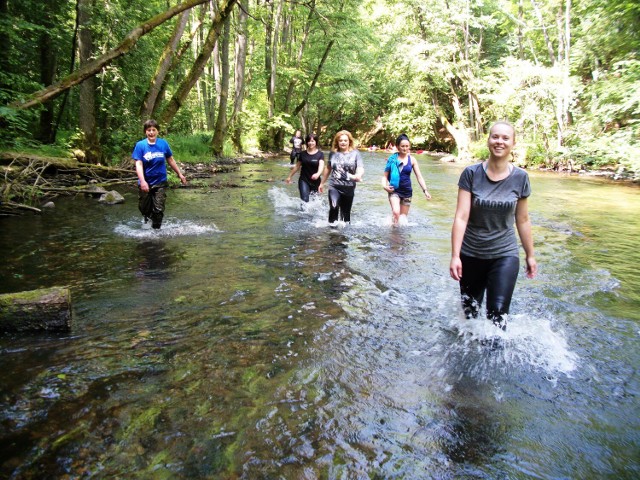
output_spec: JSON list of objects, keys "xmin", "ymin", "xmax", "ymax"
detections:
[{"xmin": 492, "ymin": 317, "xmax": 507, "ymax": 331}]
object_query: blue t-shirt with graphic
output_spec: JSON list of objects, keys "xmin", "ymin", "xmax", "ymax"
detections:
[{"xmin": 132, "ymin": 138, "xmax": 173, "ymax": 186}]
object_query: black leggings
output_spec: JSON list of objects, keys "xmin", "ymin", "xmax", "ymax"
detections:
[
  {"xmin": 459, "ymin": 255, "xmax": 520, "ymax": 321},
  {"xmin": 328, "ymin": 187, "xmax": 354, "ymax": 223},
  {"xmin": 298, "ymin": 178, "xmax": 319, "ymax": 203}
]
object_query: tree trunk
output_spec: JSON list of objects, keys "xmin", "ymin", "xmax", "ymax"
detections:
[
  {"xmin": 0, "ymin": 287, "xmax": 72, "ymax": 332},
  {"xmin": 280, "ymin": 0, "xmax": 315, "ymax": 136},
  {"xmin": 78, "ymin": 0, "xmax": 101, "ymax": 163},
  {"xmin": 139, "ymin": 9, "xmax": 190, "ymax": 120},
  {"xmin": 211, "ymin": 16, "xmax": 231, "ymax": 156},
  {"xmin": 10, "ymin": 0, "xmax": 214, "ymax": 110},
  {"xmin": 158, "ymin": 0, "xmax": 237, "ymax": 127},
  {"xmin": 292, "ymin": 39, "xmax": 334, "ymax": 117},
  {"xmin": 530, "ymin": 0, "xmax": 556, "ymax": 65},
  {"xmin": 37, "ymin": 26, "xmax": 57, "ymax": 144},
  {"xmin": 230, "ymin": 0, "xmax": 248, "ymax": 153}
]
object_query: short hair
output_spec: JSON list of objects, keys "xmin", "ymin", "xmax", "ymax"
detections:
[
  {"xmin": 143, "ymin": 119, "xmax": 159, "ymax": 133},
  {"xmin": 489, "ymin": 121, "xmax": 516, "ymax": 141},
  {"xmin": 305, "ymin": 133, "xmax": 320, "ymax": 146},
  {"xmin": 332, "ymin": 130, "xmax": 355, "ymax": 152},
  {"xmin": 395, "ymin": 133, "xmax": 410, "ymax": 147}
]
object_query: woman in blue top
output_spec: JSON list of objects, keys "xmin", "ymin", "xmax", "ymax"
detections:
[
  {"xmin": 285, "ymin": 133, "xmax": 325, "ymax": 202},
  {"xmin": 133, "ymin": 119, "xmax": 187, "ymax": 229},
  {"xmin": 450, "ymin": 121, "xmax": 537, "ymax": 330},
  {"xmin": 382, "ymin": 133, "xmax": 431, "ymax": 226}
]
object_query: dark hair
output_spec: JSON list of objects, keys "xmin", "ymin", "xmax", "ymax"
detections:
[
  {"xmin": 395, "ymin": 133, "xmax": 410, "ymax": 147},
  {"xmin": 143, "ymin": 119, "xmax": 159, "ymax": 133},
  {"xmin": 305, "ymin": 133, "xmax": 319, "ymax": 146}
]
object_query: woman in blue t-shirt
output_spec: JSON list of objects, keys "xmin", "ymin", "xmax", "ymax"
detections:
[
  {"xmin": 449, "ymin": 121, "xmax": 537, "ymax": 330},
  {"xmin": 133, "ymin": 119, "xmax": 187, "ymax": 229},
  {"xmin": 381, "ymin": 133, "xmax": 431, "ymax": 226},
  {"xmin": 285, "ymin": 133, "xmax": 325, "ymax": 202}
]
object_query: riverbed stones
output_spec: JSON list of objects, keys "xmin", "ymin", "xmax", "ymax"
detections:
[{"xmin": 98, "ymin": 190, "xmax": 125, "ymax": 205}]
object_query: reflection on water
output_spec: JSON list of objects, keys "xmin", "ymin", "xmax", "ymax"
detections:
[{"xmin": 0, "ymin": 156, "xmax": 638, "ymax": 478}]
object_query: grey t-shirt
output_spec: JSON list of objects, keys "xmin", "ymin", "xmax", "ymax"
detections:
[
  {"xmin": 458, "ymin": 162, "xmax": 531, "ymax": 259},
  {"xmin": 328, "ymin": 150, "xmax": 363, "ymax": 190}
]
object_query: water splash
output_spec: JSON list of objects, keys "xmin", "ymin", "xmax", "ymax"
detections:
[
  {"xmin": 442, "ymin": 313, "xmax": 579, "ymax": 379},
  {"xmin": 114, "ymin": 219, "xmax": 220, "ymax": 238}
]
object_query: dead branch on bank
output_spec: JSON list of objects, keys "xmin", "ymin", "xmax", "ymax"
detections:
[{"xmin": 0, "ymin": 152, "xmax": 135, "ymax": 216}]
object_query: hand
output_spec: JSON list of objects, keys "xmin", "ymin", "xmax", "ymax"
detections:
[
  {"xmin": 140, "ymin": 180, "xmax": 150, "ymax": 192},
  {"xmin": 318, "ymin": 183, "xmax": 325, "ymax": 193},
  {"xmin": 424, "ymin": 190, "xmax": 432, "ymax": 200},
  {"xmin": 384, "ymin": 185, "xmax": 394, "ymax": 193},
  {"xmin": 311, "ymin": 173, "xmax": 319, "ymax": 180},
  {"xmin": 285, "ymin": 178, "xmax": 292, "ymax": 184},
  {"xmin": 525, "ymin": 256, "xmax": 537, "ymax": 278},
  {"xmin": 450, "ymin": 257, "xmax": 463, "ymax": 281},
  {"xmin": 179, "ymin": 174, "xmax": 187, "ymax": 186}
]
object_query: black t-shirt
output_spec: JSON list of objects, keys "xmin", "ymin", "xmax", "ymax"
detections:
[{"xmin": 299, "ymin": 150, "xmax": 325, "ymax": 185}]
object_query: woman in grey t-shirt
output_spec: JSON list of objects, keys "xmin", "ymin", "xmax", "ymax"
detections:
[
  {"xmin": 319, "ymin": 130, "xmax": 364, "ymax": 224},
  {"xmin": 449, "ymin": 121, "xmax": 537, "ymax": 330}
]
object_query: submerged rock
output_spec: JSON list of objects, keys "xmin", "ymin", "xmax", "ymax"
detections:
[{"xmin": 98, "ymin": 190, "xmax": 125, "ymax": 205}]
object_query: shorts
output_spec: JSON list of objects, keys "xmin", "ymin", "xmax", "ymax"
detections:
[{"xmin": 388, "ymin": 192, "xmax": 412, "ymax": 206}]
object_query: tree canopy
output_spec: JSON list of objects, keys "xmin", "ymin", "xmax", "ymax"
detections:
[{"xmin": 0, "ymin": 0, "xmax": 638, "ymax": 174}]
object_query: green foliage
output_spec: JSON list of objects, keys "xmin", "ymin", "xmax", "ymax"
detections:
[
  {"xmin": 166, "ymin": 132, "xmax": 214, "ymax": 163},
  {"xmin": 1, "ymin": 0, "xmax": 638, "ymax": 179}
]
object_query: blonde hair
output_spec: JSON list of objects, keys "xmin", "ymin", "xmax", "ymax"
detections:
[{"xmin": 332, "ymin": 130, "xmax": 355, "ymax": 152}]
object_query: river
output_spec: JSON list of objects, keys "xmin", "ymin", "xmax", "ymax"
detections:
[{"xmin": 0, "ymin": 152, "xmax": 638, "ymax": 478}]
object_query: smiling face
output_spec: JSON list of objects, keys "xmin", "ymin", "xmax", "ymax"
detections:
[
  {"xmin": 306, "ymin": 137, "xmax": 317, "ymax": 150},
  {"xmin": 487, "ymin": 122, "xmax": 515, "ymax": 160},
  {"xmin": 145, "ymin": 126, "xmax": 159, "ymax": 144}
]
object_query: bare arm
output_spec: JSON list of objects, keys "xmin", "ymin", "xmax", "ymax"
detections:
[
  {"xmin": 286, "ymin": 160, "xmax": 301, "ymax": 184},
  {"xmin": 349, "ymin": 166, "xmax": 364, "ymax": 182},
  {"xmin": 450, "ymin": 189, "xmax": 471, "ymax": 281},
  {"xmin": 311, "ymin": 160, "xmax": 324, "ymax": 180},
  {"xmin": 381, "ymin": 171, "xmax": 394, "ymax": 193},
  {"xmin": 167, "ymin": 156, "xmax": 187, "ymax": 185},
  {"xmin": 318, "ymin": 162, "xmax": 331, "ymax": 193},
  {"xmin": 135, "ymin": 160, "xmax": 149, "ymax": 192},
  {"xmin": 411, "ymin": 158, "xmax": 431, "ymax": 199},
  {"xmin": 515, "ymin": 197, "xmax": 537, "ymax": 278}
]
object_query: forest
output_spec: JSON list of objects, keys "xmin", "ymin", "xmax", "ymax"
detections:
[{"xmin": 0, "ymin": 0, "xmax": 638, "ymax": 177}]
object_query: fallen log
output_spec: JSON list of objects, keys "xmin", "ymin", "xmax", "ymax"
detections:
[{"xmin": 0, "ymin": 287, "xmax": 72, "ymax": 332}]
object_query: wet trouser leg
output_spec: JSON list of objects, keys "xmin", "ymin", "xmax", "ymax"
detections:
[
  {"xmin": 459, "ymin": 255, "xmax": 520, "ymax": 321},
  {"xmin": 299, "ymin": 178, "xmax": 312, "ymax": 202},
  {"xmin": 139, "ymin": 184, "xmax": 167, "ymax": 229},
  {"xmin": 328, "ymin": 188, "xmax": 354, "ymax": 223}
]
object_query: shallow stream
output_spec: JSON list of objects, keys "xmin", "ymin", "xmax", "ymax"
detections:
[{"xmin": 1, "ymin": 152, "xmax": 638, "ymax": 478}]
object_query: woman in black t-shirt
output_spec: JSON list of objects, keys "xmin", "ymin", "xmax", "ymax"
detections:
[{"xmin": 286, "ymin": 133, "xmax": 325, "ymax": 202}]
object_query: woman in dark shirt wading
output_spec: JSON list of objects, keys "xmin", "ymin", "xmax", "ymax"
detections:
[
  {"xmin": 450, "ymin": 121, "xmax": 537, "ymax": 330},
  {"xmin": 285, "ymin": 133, "xmax": 325, "ymax": 202}
]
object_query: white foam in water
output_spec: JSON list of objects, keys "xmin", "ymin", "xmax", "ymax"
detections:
[
  {"xmin": 447, "ymin": 313, "xmax": 579, "ymax": 377},
  {"xmin": 269, "ymin": 186, "xmax": 327, "ymax": 222},
  {"xmin": 114, "ymin": 219, "xmax": 220, "ymax": 238}
]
